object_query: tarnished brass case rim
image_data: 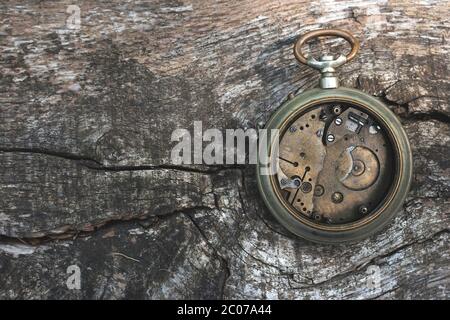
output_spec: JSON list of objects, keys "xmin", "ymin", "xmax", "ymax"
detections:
[{"xmin": 256, "ymin": 87, "xmax": 412, "ymax": 244}]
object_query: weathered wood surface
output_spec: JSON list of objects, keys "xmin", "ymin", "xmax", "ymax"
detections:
[{"xmin": 0, "ymin": 0, "xmax": 449, "ymax": 299}]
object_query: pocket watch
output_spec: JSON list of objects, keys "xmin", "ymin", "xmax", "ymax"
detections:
[{"xmin": 257, "ymin": 29, "xmax": 412, "ymax": 243}]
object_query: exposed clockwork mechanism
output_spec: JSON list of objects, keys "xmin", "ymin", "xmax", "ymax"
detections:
[{"xmin": 276, "ymin": 102, "xmax": 394, "ymax": 225}]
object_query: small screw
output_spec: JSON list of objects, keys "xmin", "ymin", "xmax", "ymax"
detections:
[
  {"xmin": 281, "ymin": 178, "xmax": 287, "ymax": 185},
  {"xmin": 289, "ymin": 126, "xmax": 297, "ymax": 133},
  {"xmin": 327, "ymin": 134, "xmax": 335, "ymax": 142},
  {"xmin": 320, "ymin": 114, "xmax": 328, "ymax": 121},
  {"xmin": 331, "ymin": 192, "xmax": 344, "ymax": 203},
  {"xmin": 335, "ymin": 117, "xmax": 342, "ymax": 125},
  {"xmin": 359, "ymin": 205, "xmax": 368, "ymax": 214}
]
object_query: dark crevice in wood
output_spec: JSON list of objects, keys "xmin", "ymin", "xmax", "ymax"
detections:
[
  {"xmin": 183, "ymin": 212, "xmax": 231, "ymax": 299},
  {"xmin": 0, "ymin": 147, "xmax": 103, "ymax": 166},
  {"xmin": 360, "ymin": 228, "xmax": 450, "ymax": 268},
  {"xmin": 377, "ymin": 93, "xmax": 450, "ymax": 124},
  {"xmin": 0, "ymin": 206, "xmax": 214, "ymax": 244},
  {"xmin": 402, "ymin": 111, "xmax": 450, "ymax": 124},
  {"xmin": 287, "ymin": 228, "xmax": 449, "ymax": 291},
  {"xmin": 0, "ymin": 147, "xmax": 245, "ymax": 174},
  {"xmin": 235, "ymin": 240, "xmax": 285, "ymax": 272},
  {"xmin": 371, "ymin": 285, "xmax": 401, "ymax": 300}
]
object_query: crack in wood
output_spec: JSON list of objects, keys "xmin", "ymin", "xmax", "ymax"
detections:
[{"xmin": 0, "ymin": 147, "xmax": 244, "ymax": 174}]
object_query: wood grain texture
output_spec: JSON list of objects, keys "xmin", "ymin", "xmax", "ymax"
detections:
[{"xmin": 0, "ymin": 0, "xmax": 449, "ymax": 299}]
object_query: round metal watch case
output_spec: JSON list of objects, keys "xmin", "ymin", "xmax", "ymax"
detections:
[{"xmin": 256, "ymin": 87, "xmax": 412, "ymax": 243}]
